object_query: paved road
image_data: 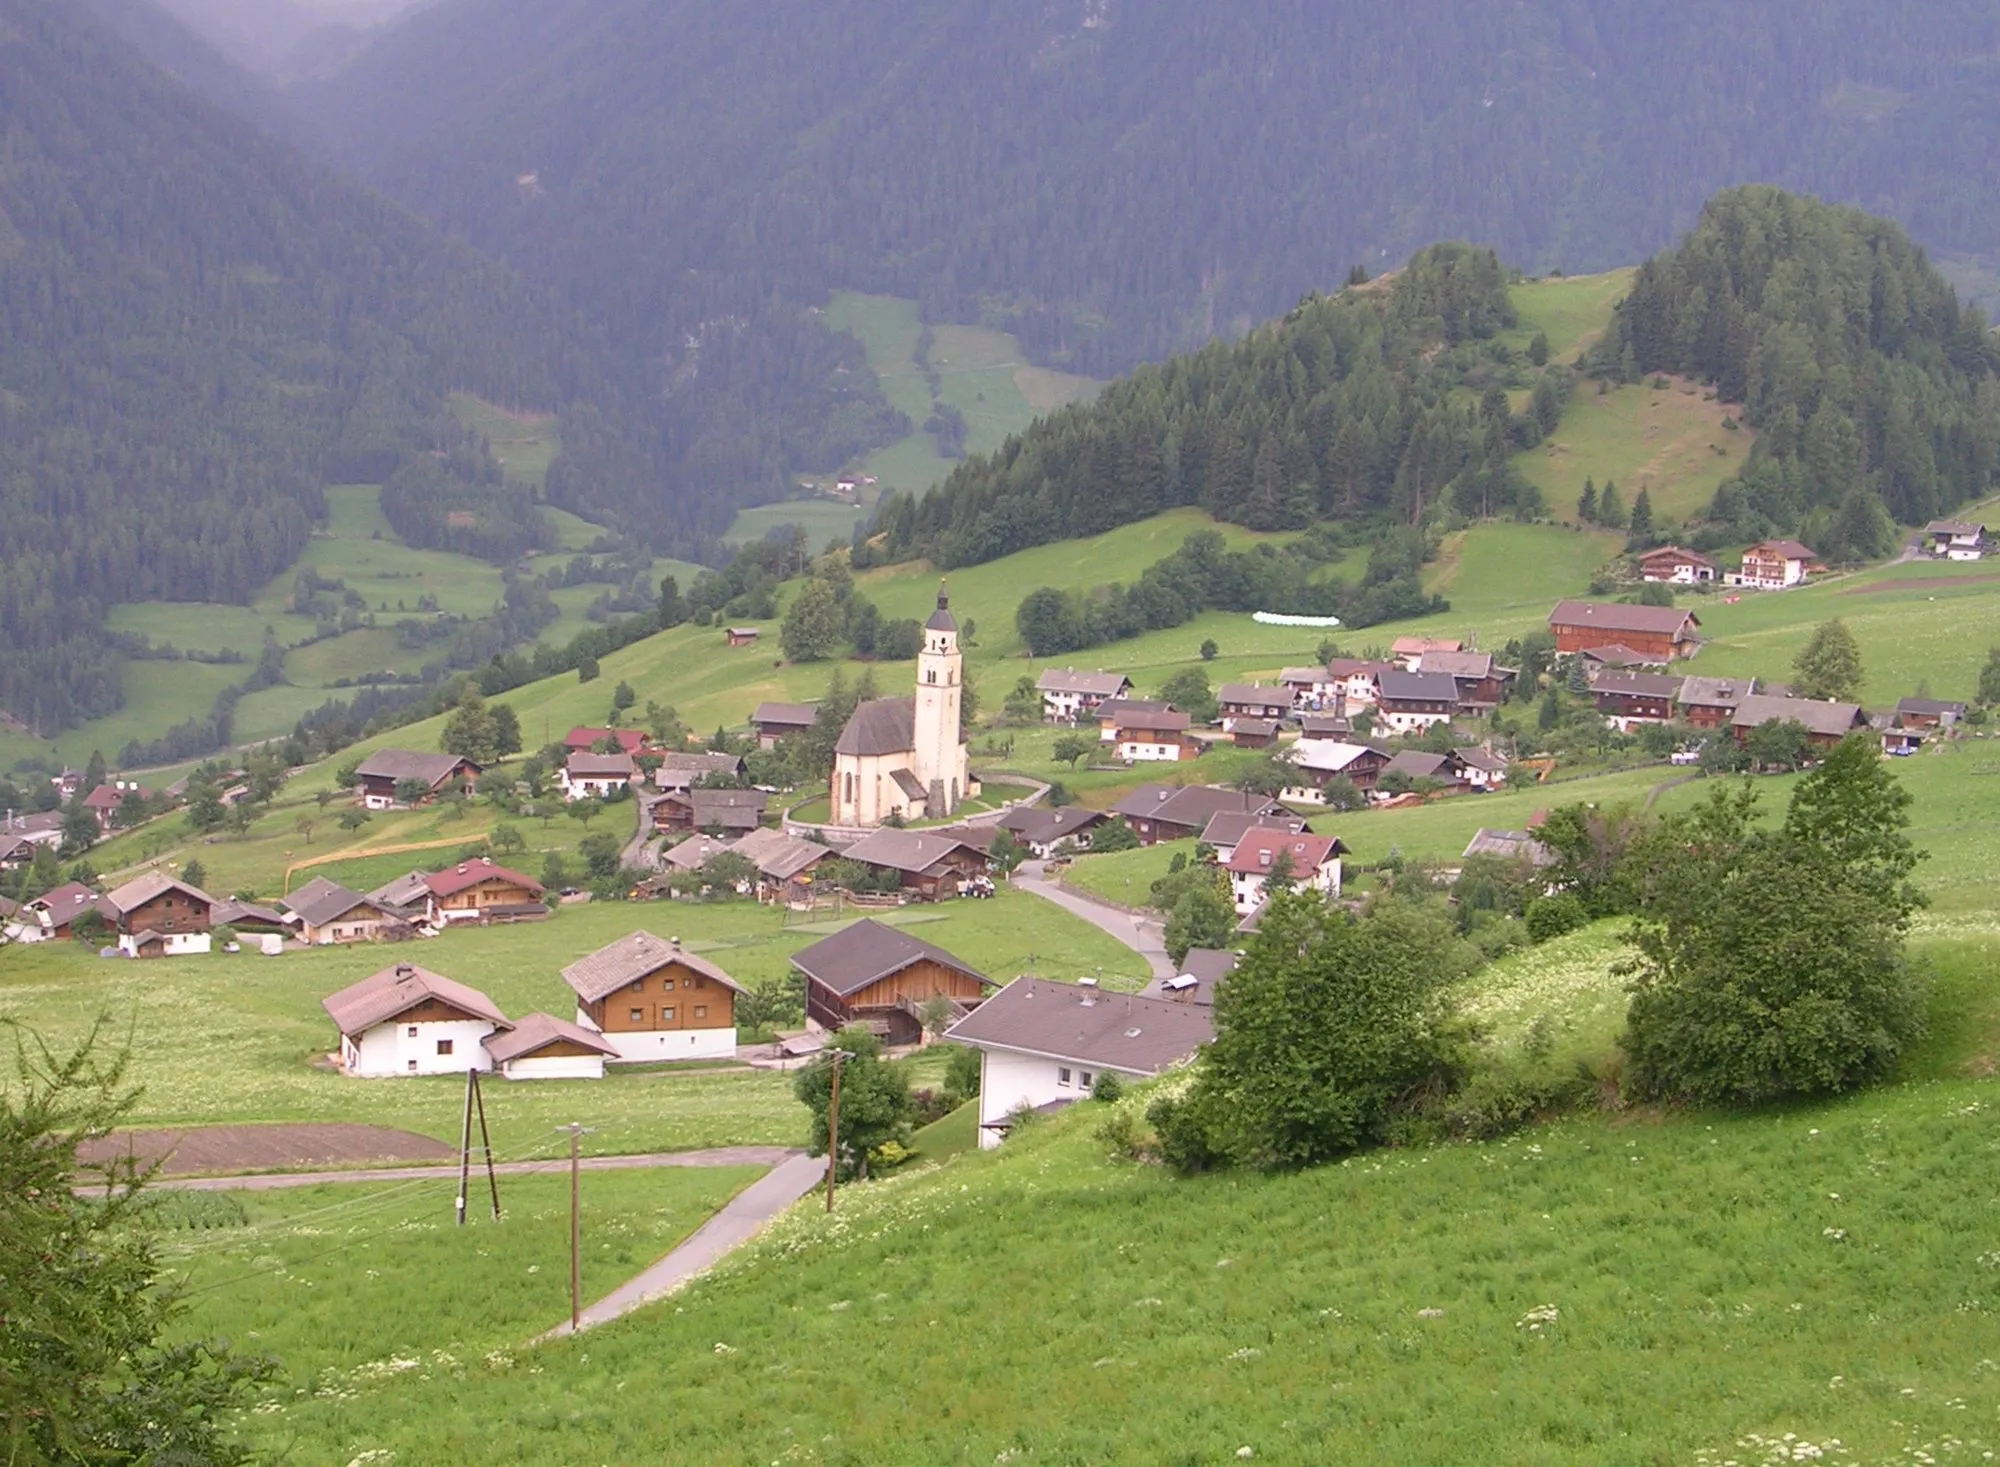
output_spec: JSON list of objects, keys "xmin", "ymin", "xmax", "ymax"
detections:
[
  {"xmin": 156, "ymin": 1145, "xmax": 801, "ymax": 1192},
  {"xmin": 621, "ymin": 793, "xmax": 658, "ymax": 872},
  {"xmin": 537, "ymin": 1151, "xmax": 827, "ymax": 1339},
  {"xmin": 1015, "ymin": 862, "xmax": 1176, "ymax": 981}
]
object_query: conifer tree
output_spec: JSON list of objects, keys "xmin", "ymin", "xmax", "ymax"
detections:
[
  {"xmin": 1626, "ymin": 487, "xmax": 1654, "ymax": 546},
  {"xmin": 1596, "ymin": 480, "xmax": 1627, "ymax": 529},
  {"xmin": 1576, "ymin": 477, "xmax": 1597, "ymax": 523}
]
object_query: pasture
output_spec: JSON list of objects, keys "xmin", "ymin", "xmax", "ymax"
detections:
[
  {"xmin": 450, "ymin": 392, "xmax": 561, "ymax": 489},
  {"xmin": 1506, "ymin": 269, "xmax": 1635, "ymax": 363},
  {"xmin": 1520, "ymin": 375, "xmax": 1754, "ymax": 527}
]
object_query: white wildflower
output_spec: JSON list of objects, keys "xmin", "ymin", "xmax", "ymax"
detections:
[
  {"xmin": 1416, "ymin": 1307, "xmax": 1445, "ymax": 1319},
  {"xmin": 713, "ymin": 1342, "xmax": 737, "ymax": 1355},
  {"xmin": 1516, "ymin": 1304, "xmax": 1559, "ymax": 1331}
]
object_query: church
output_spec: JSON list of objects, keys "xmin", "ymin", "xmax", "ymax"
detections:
[{"xmin": 831, "ymin": 585, "xmax": 975, "ymax": 827}]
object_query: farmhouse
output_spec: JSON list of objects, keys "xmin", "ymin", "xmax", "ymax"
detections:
[
  {"xmin": 0, "ymin": 832, "xmax": 35, "ymax": 870},
  {"xmin": 728, "ymin": 826, "xmax": 834, "ymax": 902},
  {"xmin": 1732, "ymin": 539, "xmax": 1816, "ymax": 590},
  {"xmin": 1923, "ymin": 520, "xmax": 1985, "ymax": 560},
  {"xmin": 367, "ymin": 871, "xmax": 434, "ymax": 914},
  {"xmin": 751, "ymin": 702, "xmax": 818, "ymax": 749},
  {"xmin": 1548, "ymin": 600, "xmax": 1702, "ymax": 660},
  {"xmin": 839, "ymin": 827, "xmax": 990, "ymax": 901},
  {"xmin": 1298, "ymin": 712, "xmax": 1353, "ymax": 739},
  {"xmin": 563, "ymin": 727, "xmax": 648, "ymax": 756},
  {"xmin": 1639, "ymin": 546, "xmax": 1719, "ymax": 583},
  {"xmin": 562, "ymin": 931, "xmax": 744, "ymax": 1061},
  {"xmin": 1453, "ymin": 747, "xmax": 1510, "ymax": 790},
  {"xmin": 1326, "ymin": 659, "xmax": 1394, "ymax": 707},
  {"xmin": 1280, "ymin": 665, "xmax": 1339, "ymax": 707},
  {"xmin": 1229, "ymin": 717, "xmax": 1279, "ymax": 749},
  {"xmin": 20, "ymin": 882, "xmax": 117, "ymax": 941},
  {"xmin": 1283, "ymin": 739, "xmax": 1388, "ymax": 799},
  {"xmin": 1730, "ymin": 693, "xmax": 1867, "ymax": 748},
  {"xmin": 1200, "ymin": 810, "xmax": 1313, "ymax": 864},
  {"xmin": 793, "ymin": 917, "xmax": 993, "ymax": 1045},
  {"xmin": 1036, "ymin": 669, "xmax": 1133, "ymax": 723},
  {"xmin": 322, "ymin": 962, "xmax": 511, "ymax": 1078},
  {"xmin": 1224, "ymin": 828, "xmax": 1346, "ymax": 915},
  {"xmin": 482, "ymin": 1013, "xmax": 620, "ymax": 1081},
  {"xmin": 651, "ymin": 751, "xmax": 746, "ymax": 792},
  {"xmin": 285, "ymin": 878, "xmax": 410, "ymax": 945},
  {"xmin": 1096, "ymin": 697, "xmax": 1174, "ymax": 742},
  {"xmin": 831, "ymin": 587, "xmax": 973, "ymax": 827},
  {"xmin": 1417, "ymin": 650, "xmax": 1514, "ymax": 713},
  {"xmin": 353, "ymin": 750, "xmax": 481, "ymax": 810},
  {"xmin": 1592, "ymin": 669, "xmax": 1684, "ymax": 729},
  {"xmin": 1109, "ymin": 706, "xmax": 1196, "ymax": 762},
  {"xmin": 1581, "ymin": 644, "xmax": 1669, "ymax": 674},
  {"xmin": 946, "ymin": 979, "xmax": 1213, "ymax": 1149},
  {"xmin": 661, "ymin": 832, "xmax": 735, "ymax": 875},
  {"xmin": 420, "ymin": 858, "xmax": 548, "ymax": 924},
  {"xmin": 560, "ymin": 751, "xmax": 634, "ymax": 800},
  {"xmin": 1110, "ymin": 785, "xmax": 1282, "ymax": 844},
  {"xmin": 1895, "ymin": 697, "xmax": 1966, "ymax": 731},
  {"xmin": 105, "ymin": 872, "xmax": 214, "ymax": 959},
  {"xmin": 995, "ymin": 804, "xmax": 1107, "ymax": 858},
  {"xmin": 1374, "ymin": 670, "xmax": 1461, "ymax": 733},
  {"xmin": 1390, "ymin": 636, "xmax": 1462, "ymax": 672},
  {"xmin": 1380, "ymin": 749, "xmax": 1457, "ymax": 788},
  {"xmin": 1676, "ymin": 675, "xmax": 1757, "ymax": 728},
  {"xmin": 1215, "ymin": 684, "xmax": 1291, "ymax": 729},
  {"xmin": 81, "ymin": 780, "xmax": 149, "ymax": 833},
  {"xmin": 653, "ymin": 787, "xmax": 768, "ymax": 835},
  {"xmin": 1, "ymin": 810, "xmax": 68, "ymax": 850}
]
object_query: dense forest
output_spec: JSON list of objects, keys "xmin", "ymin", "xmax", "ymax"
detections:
[
  {"xmin": 868, "ymin": 244, "xmax": 1548, "ymax": 568},
  {"xmin": 1591, "ymin": 188, "xmax": 2000, "ymax": 558},
  {"xmin": 287, "ymin": 0, "xmax": 2000, "ymax": 386}
]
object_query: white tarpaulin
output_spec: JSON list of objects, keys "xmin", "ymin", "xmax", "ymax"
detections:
[{"xmin": 1252, "ymin": 611, "xmax": 1342, "ymax": 627}]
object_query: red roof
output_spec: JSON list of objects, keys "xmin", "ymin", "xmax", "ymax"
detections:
[
  {"xmin": 1224, "ymin": 829, "xmax": 1345, "ymax": 876},
  {"xmin": 563, "ymin": 727, "xmax": 647, "ymax": 755},
  {"xmin": 423, "ymin": 858, "xmax": 544, "ymax": 899}
]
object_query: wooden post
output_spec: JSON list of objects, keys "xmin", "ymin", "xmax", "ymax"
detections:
[
  {"xmin": 472, "ymin": 1068, "xmax": 501, "ymax": 1221},
  {"xmin": 456, "ymin": 1067, "xmax": 474, "ymax": 1227},
  {"xmin": 567, "ymin": 1121, "xmax": 582, "ymax": 1331},
  {"xmin": 824, "ymin": 1050, "xmax": 845, "ymax": 1213}
]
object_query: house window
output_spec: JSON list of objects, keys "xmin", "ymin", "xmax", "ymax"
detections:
[
  {"xmin": 662, "ymin": 1007, "xmax": 675, "ymax": 1022},
  {"xmin": 1058, "ymin": 1067, "xmax": 1072, "ymax": 1086},
  {"xmin": 631, "ymin": 979, "xmax": 644, "ymax": 992},
  {"xmin": 662, "ymin": 978, "xmax": 675, "ymax": 990},
  {"xmin": 1081, "ymin": 1071, "xmax": 1095, "ymax": 1089},
  {"xmin": 629, "ymin": 1008, "xmax": 645, "ymax": 1024},
  {"xmin": 407, "ymin": 1025, "xmax": 419, "ymax": 1038},
  {"xmin": 436, "ymin": 1039, "xmax": 454, "ymax": 1057},
  {"xmin": 407, "ymin": 1059, "xmax": 418, "ymax": 1072},
  {"xmin": 693, "ymin": 1005, "xmax": 707, "ymax": 1020}
]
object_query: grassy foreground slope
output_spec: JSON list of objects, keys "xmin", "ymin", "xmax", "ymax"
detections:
[{"xmin": 239, "ymin": 1071, "xmax": 2000, "ymax": 1465}]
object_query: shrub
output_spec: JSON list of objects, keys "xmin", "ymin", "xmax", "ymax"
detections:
[
  {"xmin": 1524, "ymin": 893, "xmax": 1588, "ymax": 943},
  {"xmin": 1090, "ymin": 820, "xmax": 1140, "ymax": 852},
  {"xmin": 1090, "ymin": 1071, "xmax": 1125, "ymax": 1103}
]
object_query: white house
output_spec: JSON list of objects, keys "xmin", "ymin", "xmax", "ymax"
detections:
[
  {"xmin": 1222, "ymin": 829, "xmax": 1346, "ymax": 916},
  {"xmin": 945, "ymin": 979, "xmax": 1215, "ymax": 1149},
  {"xmin": 482, "ymin": 1012, "xmax": 619, "ymax": 1080},
  {"xmin": 1925, "ymin": 519, "xmax": 1986, "ymax": 560},
  {"xmin": 1729, "ymin": 539, "xmax": 1816, "ymax": 589},
  {"xmin": 1037, "ymin": 669, "xmax": 1132, "ymax": 723},
  {"xmin": 321, "ymin": 962, "xmax": 511, "ymax": 1078},
  {"xmin": 1110, "ymin": 708, "xmax": 1194, "ymax": 762},
  {"xmin": 561, "ymin": 751, "xmax": 634, "ymax": 800}
]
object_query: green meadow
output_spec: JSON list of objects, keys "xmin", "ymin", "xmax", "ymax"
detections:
[
  {"xmin": 449, "ymin": 392, "xmax": 561, "ymax": 488},
  {"xmin": 1504, "ymin": 269, "xmax": 1635, "ymax": 363}
]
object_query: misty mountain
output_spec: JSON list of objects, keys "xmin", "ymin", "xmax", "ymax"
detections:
[
  {"xmin": 149, "ymin": 0, "xmax": 420, "ymax": 81},
  {"xmin": 298, "ymin": 0, "xmax": 2000, "ymax": 383}
]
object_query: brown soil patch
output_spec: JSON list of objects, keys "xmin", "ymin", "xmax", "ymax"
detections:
[
  {"xmin": 80, "ymin": 1123, "xmax": 455, "ymax": 1177},
  {"xmin": 1840, "ymin": 574, "xmax": 1991, "ymax": 595}
]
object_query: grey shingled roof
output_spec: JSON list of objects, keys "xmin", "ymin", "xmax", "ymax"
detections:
[
  {"xmin": 1037, "ymin": 670, "xmax": 1130, "ymax": 697},
  {"xmin": 730, "ymin": 826, "xmax": 832, "ymax": 880},
  {"xmin": 483, "ymin": 1012, "xmax": 620, "ymax": 1065},
  {"xmin": 561, "ymin": 931, "xmax": 745, "ymax": 1004},
  {"xmin": 1897, "ymin": 697, "xmax": 1967, "ymax": 717},
  {"xmin": 1731, "ymin": 694, "xmax": 1865, "ymax": 737},
  {"xmin": 1109, "ymin": 784, "xmax": 1278, "ymax": 828},
  {"xmin": 566, "ymin": 752, "xmax": 634, "ymax": 778},
  {"xmin": 751, "ymin": 702, "xmax": 819, "ymax": 728},
  {"xmin": 1677, "ymin": 675, "xmax": 1756, "ymax": 708},
  {"xmin": 353, "ymin": 750, "xmax": 475, "ymax": 787},
  {"xmin": 995, "ymin": 805, "xmax": 1105, "ymax": 846},
  {"xmin": 789, "ymin": 917, "xmax": 991, "ymax": 998},
  {"xmin": 1376, "ymin": 670, "xmax": 1461, "ymax": 704},
  {"xmin": 841, "ymin": 827, "xmax": 983, "ymax": 875},
  {"xmin": 1200, "ymin": 810, "xmax": 1311, "ymax": 850},
  {"xmin": 1592, "ymin": 670, "xmax": 1685, "ymax": 699},
  {"xmin": 366, "ymin": 872, "xmax": 433, "ymax": 911},
  {"xmin": 1417, "ymin": 651, "xmax": 1496, "ymax": 679},
  {"xmin": 321, "ymin": 963, "xmax": 510, "ymax": 1037},
  {"xmin": 1548, "ymin": 600, "xmax": 1701, "ymax": 638},
  {"xmin": 1462, "ymin": 828, "xmax": 1557, "ymax": 866},
  {"xmin": 1216, "ymin": 683, "xmax": 1289, "ymax": 708},
  {"xmin": 287, "ymin": 882, "xmax": 390, "ymax": 930},
  {"xmin": 946, "ymin": 978, "xmax": 1213, "ymax": 1075},
  {"xmin": 663, "ymin": 834, "xmax": 735, "ymax": 871},
  {"xmin": 835, "ymin": 697, "xmax": 916, "ymax": 757},
  {"xmin": 105, "ymin": 872, "xmax": 215, "ymax": 916},
  {"xmin": 1382, "ymin": 750, "xmax": 1452, "ymax": 780}
]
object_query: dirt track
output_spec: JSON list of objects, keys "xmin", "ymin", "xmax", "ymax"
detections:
[{"xmin": 79, "ymin": 1123, "xmax": 457, "ymax": 1177}]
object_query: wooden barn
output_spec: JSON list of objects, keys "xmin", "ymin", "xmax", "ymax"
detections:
[{"xmin": 792, "ymin": 918, "xmax": 994, "ymax": 1046}]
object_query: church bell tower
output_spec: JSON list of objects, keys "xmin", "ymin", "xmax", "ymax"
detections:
[{"xmin": 912, "ymin": 582, "xmax": 967, "ymax": 815}]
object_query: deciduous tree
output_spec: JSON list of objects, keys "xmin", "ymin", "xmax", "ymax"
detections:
[{"xmin": 1792, "ymin": 618, "xmax": 1863, "ymax": 702}]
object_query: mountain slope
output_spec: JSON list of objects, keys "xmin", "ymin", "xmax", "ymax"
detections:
[
  {"xmin": 301, "ymin": 0, "xmax": 2000, "ymax": 380},
  {"xmin": 0, "ymin": 0, "xmax": 607, "ymax": 734}
]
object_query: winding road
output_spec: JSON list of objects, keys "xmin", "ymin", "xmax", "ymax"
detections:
[{"xmin": 1014, "ymin": 860, "xmax": 1176, "ymax": 981}]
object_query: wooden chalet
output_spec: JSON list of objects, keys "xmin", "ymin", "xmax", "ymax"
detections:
[
  {"xmin": 1374, "ymin": 670, "xmax": 1461, "ymax": 733},
  {"xmin": 1096, "ymin": 698, "xmax": 1175, "ymax": 742},
  {"xmin": 1224, "ymin": 828, "xmax": 1347, "ymax": 915},
  {"xmin": 1390, "ymin": 636, "xmax": 1462, "ymax": 672},
  {"xmin": 1283, "ymin": 739, "xmax": 1389, "ymax": 797},
  {"xmin": 1547, "ymin": 600, "xmax": 1702, "ymax": 660},
  {"xmin": 793, "ymin": 917, "xmax": 994, "ymax": 1045},
  {"xmin": 1109, "ymin": 785, "xmax": 1282, "ymax": 845},
  {"xmin": 728, "ymin": 826, "xmax": 834, "ymax": 903},
  {"xmin": 285, "ymin": 877, "xmax": 410, "ymax": 945},
  {"xmin": 1037, "ymin": 670, "xmax": 1133, "ymax": 723},
  {"xmin": 652, "ymin": 750, "xmax": 747, "ymax": 791},
  {"xmin": 750, "ymin": 702, "xmax": 818, "ymax": 749},
  {"xmin": 1895, "ymin": 697, "xmax": 1967, "ymax": 731},
  {"xmin": 1591, "ymin": 669, "xmax": 1683, "ymax": 729},
  {"xmin": 1416, "ymin": 651, "xmax": 1514, "ymax": 713},
  {"xmin": 1675, "ymin": 675, "xmax": 1756, "ymax": 728},
  {"xmin": 1379, "ymin": 749, "xmax": 1457, "ymax": 788},
  {"xmin": 1108, "ymin": 706, "xmax": 1197, "ymax": 763},
  {"xmin": 353, "ymin": 750, "xmax": 481, "ymax": 811},
  {"xmin": 1638, "ymin": 546, "xmax": 1718, "ymax": 584},
  {"xmin": 562, "ymin": 931, "xmax": 744, "ymax": 1061},
  {"xmin": 105, "ymin": 872, "xmax": 215, "ymax": 959},
  {"xmin": 1732, "ymin": 540, "xmax": 1816, "ymax": 590},
  {"xmin": 1298, "ymin": 712, "xmax": 1353, "ymax": 739},
  {"xmin": 483, "ymin": 1014, "xmax": 620, "ymax": 1081},
  {"xmin": 21, "ymin": 882, "xmax": 117, "ymax": 939},
  {"xmin": 420, "ymin": 858, "xmax": 547, "ymax": 925},
  {"xmin": 1230, "ymin": 717, "xmax": 1279, "ymax": 749},
  {"xmin": 561, "ymin": 751, "xmax": 635, "ymax": 800},
  {"xmin": 652, "ymin": 787, "xmax": 768, "ymax": 835},
  {"xmin": 1215, "ymin": 683, "xmax": 1291, "ymax": 730},
  {"xmin": 994, "ymin": 804, "xmax": 1107, "ymax": 858},
  {"xmin": 1730, "ymin": 693, "xmax": 1867, "ymax": 749},
  {"xmin": 839, "ymin": 827, "xmax": 989, "ymax": 900},
  {"xmin": 1923, "ymin": 520, "xmax": 1986, "ymax": 561}
]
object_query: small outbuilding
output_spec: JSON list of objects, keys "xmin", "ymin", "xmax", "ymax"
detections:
[{"xmin": 483, "ymin": 1013, "xmax": 620, "ymax": 1081}]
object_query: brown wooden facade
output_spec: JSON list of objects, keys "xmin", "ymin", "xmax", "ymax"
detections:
[
  {"xmin": 807, "ymin": 957, "xmax": 987, "ymax": 1045},
  {"xmin": 582, "ymin": 957, "xmax": 736, "ymax": 1036},
  {"xmin": 120, "ymin": 888, "xmax": 211, "ymax": 938},
  {"xmin": 435, "ymin": 877, "xmax": 544, "ymax": 922}
]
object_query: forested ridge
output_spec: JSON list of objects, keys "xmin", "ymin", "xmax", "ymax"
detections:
[
  {"xmin": 871, "ymin": 244, "xmax": 1548, "ymax": 568},
  {"xmin": 296, "ymin": 0, "xmax": 2000, "ymax": 386},
  {"xmin": 1593, "ymin": 188, "xmax": 2000, "ymax": 558}
]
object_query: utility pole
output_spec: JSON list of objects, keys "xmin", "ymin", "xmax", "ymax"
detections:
[
  {"xmin": 456, "ymin": 1068, "xmax": 475, "ymax": 1227},
  {"xmin": 558, "ymin": 1122, "xmax": 596, "ymax": 1331},
  {"xmin": 824, "ymin": 1049, "xmax": 848, "ymax": 1213},
  {"xmin": 472, "ymin": 1068, "xmax": 500, "ymax": 1221}
]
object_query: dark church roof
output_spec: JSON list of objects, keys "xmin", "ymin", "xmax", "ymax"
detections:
[
  {"xmin": 925, "ymin": 583, "xmax": 957, "ymax": 633},
  {"xmin": 835, "ymin": 697, "xmax": 916, "ymax": 758}
]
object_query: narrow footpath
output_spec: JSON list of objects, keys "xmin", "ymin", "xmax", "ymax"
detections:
[
  {"xmin": 157, "ymin": 1145, "xmax": 801, "ymax": 1191},
  {"xmin": 537, "ymin": 1151, "xmax": 827, "ymax": 1339},
  {"xmin": 1014, "ymin": 861, "xmax": 1176, "ymax": 982}
]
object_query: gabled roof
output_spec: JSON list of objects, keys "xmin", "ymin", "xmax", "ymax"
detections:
[
  {"xmin": 1381, "ymin": 750, "xmax": 1453, "ymax": 780},
  {"xmin": 1639, "ymin": 544, "xmax": 1718, "ymax": 568},
  {"xmin": 564, "ymin": 727, "xmax": 647, "ymax": 754},
  {"xmin": 995, "ymin": 805, "xmax": 1106, "ymax": 846},
  {"xmin": 1677, "ymin": 675, "xmax": 1756, "ymax": 707},
  {"xmin": 1730, "ymin": 694, "xmax": 1866, "ymax": 737},
  {"xmin": 1298, "ymin": 713, "xmax": 1352, "ymax": 736},
  {"xmin": 1417, "ymin": 651, "xmax": 1497, "ymax": 679},
  {"xmin": 1215, "ymin": 683, "xmax": 1289, "ymax": 708},
  {"xmin": 1391, "ymin": 637, "xmax": 1461, "ymax": 656},
  {"xmin": 730, "ymin": 826, "xmax": 833, "ymax": 880},
  {"xmin": 1279, "ymin": 665, "xmax": 1331, "ymax": 685},
  {"xmin": 1580, "ymin": 644, "xmax": 1665, "ymax": 668},
  {"xmin": 1232, "ymin": 718, "xmax": 1278, "ymax": 738},
  {"xmin": 1200, "ymin": 810, "xmax": 1312, "ymax": 850},
  {"xmin": 1453, "ymin": 747, "xmax": 1510, "ymax": 773},
  {"xmin": 82, "ymin": 785, "xmax": 140, "ymax": 812},
  {"xmin": 835, "ymin": 697, "xmax": 916, "ymax": 758},
  {"xmin": 562, "ymin": 931, "xmax": 745, "ymax": 1004},
  {"xmin": 27, "ymin": 883, "xmax": 114, "ymax": 925},
  {"xmin": 1037, "ymin": 670, "xmax": 1131, "ymax": 697},
  {"xmin": 1109, "ymin": 784, "xmax": 1279, "ymax": 829},
  {"xmin": 483, "ymin": 1012, "xmax": 620, "ymax": 1065},
  {"xmin": 353, "ymin": 749, "xmax": 478, "ymax": 787},
  {"xmin": 322, "ymin": 963, "xmax": 510, "ymax": 1038},
  {"xmin": 663, "ymin": 834, "xmax": 735, "ymax": 871},
  {"xmin": 105, "ymin": 872, "xmax": 214, "ymax": 915},
  {"xmin": 1224, "ymin": 828, "xmax": 1346, "ymax": 875},
  {"xmin": 1746, "ymin": 539, "xmax": 1816, "ymax": 561},
  {"xmin": 751, "ymin": 701, "xmax": 819, "ymax": 727},
  {"xmin": 790, "ymin": 917, "xmax": 992, "ymax": 998},
  {"xmin": 841, "ymin": 827, "xmax": 984, "ymax": 876},
  {"xmin": 366, "ymin": 871, "xmax": 433, "ymax": 911},
  {"xmin": 287, "ymin": 882, "xmax": 393, "ymax": 930},
  {"xmin": 945, "ymin": 978, "xmax": 1213, "ymax": 1075},
  {"xmin": 1325, "ymin": 658, "xmax": 1396, "ymax": 679},
  {"xmin": 1462, "ymin": 828, "xmax": 1557, "ymax": 866},
  {"xmin": 565, "ymin": 752, "xmax": 634, "ymax": 778},
  {"xmin": 423, "ymin": 858, "xmax": 543, "ymax": 899},
  {"xmin": 1896, "ymin": 697, "xmax": 1967, "ymax": 718},
  {"xmin": 1592, "ymin": 670, "xmax": 1685, "ymax": 699},
  {"xmin": 1547, "ymin": 600, "xmax": 1701, "ymax": 638},
  {"xmin": 1097, "ymin": 698, "xmax": 1174, "ymax": 722},
  {"xmin": 211, "ymin": 899, "xmax": 290, "ymax": 929},
  {"xmin": 1111, "ymin": 708, "xmax": 1192, "ymax": 734},
  {"xmin": 1286, "ymin": 739, "xmax": 1383, "ymax": 774},
  {"xmin": 1376, "ymin": 670, "xmax": 1461, "ymax": 704},
  {"xmin": 1924, "ymin": 519, "xmax": 1984, "ymax": 537}
]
